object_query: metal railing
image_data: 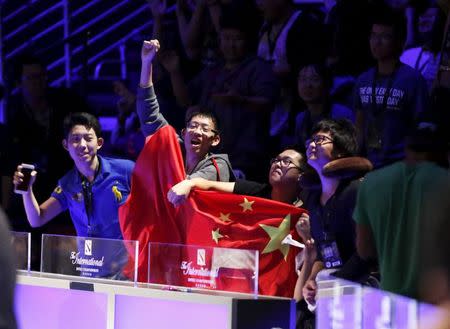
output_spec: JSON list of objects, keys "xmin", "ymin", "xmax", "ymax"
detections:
[{"xmin": 1, "ymin": 0, "xmax": 153, "ymax": 88}]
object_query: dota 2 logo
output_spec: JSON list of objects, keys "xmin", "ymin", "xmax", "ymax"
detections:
[
  {"xmin": 84, "ymin": 239, "xmax": 92, "ymax": 256},
  {"xmin": 197, "ymin": 249, "xmax": 205, "ymax": 266}
]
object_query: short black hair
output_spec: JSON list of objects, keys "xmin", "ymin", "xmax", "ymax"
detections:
[
  {"xmin": 298, "ymin": 63, "xmax": 333, "ymax": 91},
  {"xmin": 185, "ymin": 106, "xmax": 220, "ymax": 135},
  {"xmin": 63, "ymin": 112, "xmax": 102, "ymax": 138},
  {"xmin": 311, "ymin": 119, "xmax": 358, "ymax": 158},
  {"xmin": 371, "ymin": 5, "xmax": 407, "ymax": 44},
  {"xmin": 280, "ymin": 144, "xmax": 308, "ymax": 171},
  {"xmin": 219, "ymin": 3, "xmax": 258, "ymax": 43}
]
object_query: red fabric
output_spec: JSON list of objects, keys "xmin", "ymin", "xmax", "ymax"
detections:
[{"xmin": 119, "ymin": 125, "xmax": 306, "ymax": 297}]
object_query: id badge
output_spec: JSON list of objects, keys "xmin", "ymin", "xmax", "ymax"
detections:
[{"xmin": 320, "ymin": 241, "xmax": 343, "ymax": 269}]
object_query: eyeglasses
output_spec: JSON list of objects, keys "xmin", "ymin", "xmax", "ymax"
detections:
[
  {"xmin": 270, "ymin": 157, "xmax": 302, "ymax": 170},
  {"xmin": 305, "ymin": 135, "xmax": 334, "ymax": 148},
  {"xmin": 186, "ymin": 121, "xmax": 218, "ymax": 135}
]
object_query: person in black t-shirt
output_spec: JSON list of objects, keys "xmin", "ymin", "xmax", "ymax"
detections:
[{"xmin": 300, "ymin": 118, "xmax": 372, "ymax": 310}]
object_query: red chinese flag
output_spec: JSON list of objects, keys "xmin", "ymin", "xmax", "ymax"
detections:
[
  {"xmin": 119, "ymin": 125, "xmax": 305, "ymax": 297},
  {"xmin": 119, "ymin": 125, "xmax": 186, "ymax": 282}
]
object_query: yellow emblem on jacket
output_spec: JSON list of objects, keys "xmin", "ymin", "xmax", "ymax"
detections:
[{"xmin": 112, "ymin": 185, "xmax": 122, "ymax": 202}]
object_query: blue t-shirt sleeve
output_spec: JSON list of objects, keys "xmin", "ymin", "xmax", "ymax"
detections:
[{"xmin": 50, "ymin": 182, "xmax": 68, "ymax": 210}]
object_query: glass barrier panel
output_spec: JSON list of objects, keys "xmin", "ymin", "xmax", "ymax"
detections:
[
  {"xmin": 148, "ymin": 242, "xmax": 258, "ymax": 295},
  {"xmin": 41, "ymin": 234, "xmax": 138, "ymax": 283},
  {"xmin": 10, "ymin": 231, "xmax": 31, "ymax": 271},
  {"xmin": 317, "ymin": 278, "xmax": 362, "ymax": 329}
]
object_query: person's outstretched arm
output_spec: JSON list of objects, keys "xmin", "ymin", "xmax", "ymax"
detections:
[
  {"xmin": 137, "ymin": 39, "xmax": 171, "ymax": 138},
  {"xmin": 13, "ymin": 165, "xmax": 63, "ymax": 227},
  {"xmin": 167, "ymin": 177, "xmax": 236, "ymax": 206}
]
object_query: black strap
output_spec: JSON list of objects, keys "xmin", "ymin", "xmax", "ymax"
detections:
[{"xmin": 81, "ymin": 178, "xmax": 93, "ymax": 234}]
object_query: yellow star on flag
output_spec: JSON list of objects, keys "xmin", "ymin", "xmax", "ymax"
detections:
[
  {"xmin": 218, "ymin": 212, "xmax": 232, "ymax": 222},
  {"xmin": 260, "ymin": 214, "xmax": 291, "ymax": 260},
  {"xmin": 212, "ymin": 228, "xmax": 224, "ymax": 244},
  {"xmin": 239, "ymin": 197, "xmax": 254, "ymax": 212}
]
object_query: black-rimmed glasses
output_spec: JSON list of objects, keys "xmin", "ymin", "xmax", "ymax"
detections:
[
  {"xmin": 186, "ymin": 121, "xmax": 218, "ymax": 135},
  {"xmin": 305, "ymin": 135, "xmax": 333, "ymax": 148},
  {"xmin": 270, "ymin": 157, "xmax": 303, "ymax": 171}
]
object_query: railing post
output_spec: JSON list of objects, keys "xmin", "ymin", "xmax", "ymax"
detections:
[
  {"xmin": 119, "ymin": 43, "xmax": 127, "ymax": 80},
  {"xmin": 63, "ymin": 0, "xmax": 71, "ymax": 88},
  {"xmin": 0, "ymin": 0, "xmax": 5, "ymax": 123}
]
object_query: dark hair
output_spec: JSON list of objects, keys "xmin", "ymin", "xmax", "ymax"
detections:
[
  {"xmin": 418, "ymin": 4, "xmax": 446, "ymax": 54},
  {"xmin": 311, "ymin": 118, "xmax": 358, "ymax": 158},
  {"xmin": 12, "ymin": 53, "xmax": 46, "ymax": 83},
  {"xmin": 63, "ymin": 112, "xmax": 102, "ymax": 138},
  {"xmin": 219, "ymin": 4, "xmax": 259, "ymax": 43},
  {"xmin": 371, "ymin": 5, "xmax": 407, "ymax": 45},
  {"xmin": 280, "ymin": 144, "xmax": 308, "ymax": 172},
  {"xmin": 185, "ymin": 106, "xmax": 220, "ymax": 134},
  {"xmin": 406, "ymin": 124, "xmax": 449, "ymax": 167},
  {"xmin": 298, "ymin": 63, "xmax": 333, "ymax": 91}
]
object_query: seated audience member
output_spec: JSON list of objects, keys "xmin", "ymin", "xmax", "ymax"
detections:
[
  {"xmin": 300, "ymin": 119, "xmax": 373, "ymax": 311},
  {"xmin": 0, "ymin": 208, "xmax": 17, "ymax": 329},
  {"xmin": 138, "ymin": 39, "xmax": 234, "ymax": 181},
  {"xmin": 110, "ymin": 80, "xmax": 144, "ymax": 160},
  {"xmin": 354, "ymin": 6, "xmax": 430, "ymax": 169},
  {"xmin": 294, "ymin": 64, "xmax": 355, "ymax": 149},
  {"xmin": 13, "ymin": 112, "xmax": 134, "ymax": 240},
  {"xmin": 354, "ymin": 125, "xmax": 449, "ymax": 299}
]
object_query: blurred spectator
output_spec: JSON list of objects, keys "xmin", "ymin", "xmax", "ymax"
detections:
[
  {"xmin": 257, "ymin": 0, "xmax": 326, "ymax": 78},
  {"xmin": 294, "ymin": 64, "xmax": 355, "ymax": 150},
  {"xmin": 256, "ymin": 0, "xmax": 326, "ymax": 149},
  {"xmin": 354, "ymin": 6, "xmax": 430, "ymax": 169},
  {"xmin": 162, "ymin": 8, "xmax": 280, "ymax": 181},
  {"xmin": 148, "ymin": 0, "xmax": 203, "ymax": 131},
  {"xmin": 3, "ymin": 54, "xmax": 89, "ymax": 269},
  {"xmin": 0, "ymin": 207, "xmax": 17, "ymax": 329},
  {"xmin": 383, "ymin": 0, "xmax": 418, "ymax": 48},
  {"xmin": 174, "ymin": 0, "xmax": 260, "ymax": 64},
  {"xmin": 401, "ymin": 1, "xmax": 446, "ymax": 90},
  {"xmin": 110, "ymin": 80, "xmax": 144, "ymax": 160},
  {"xmin": 354, "ymin": 125, "xmax": 449, "ymax": 299}
]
